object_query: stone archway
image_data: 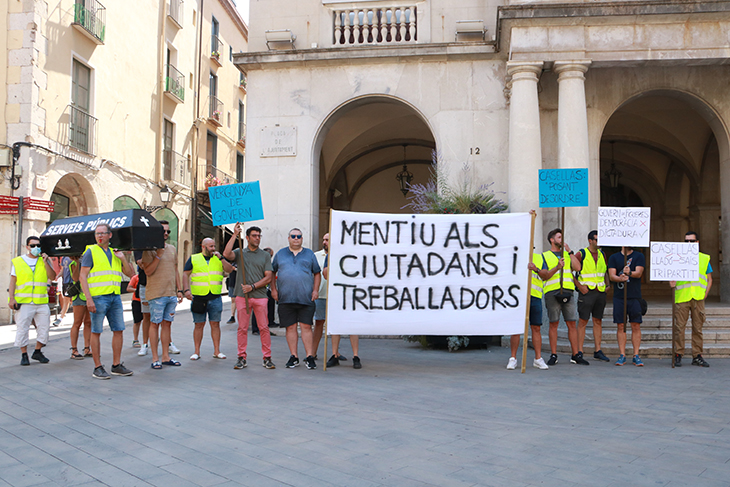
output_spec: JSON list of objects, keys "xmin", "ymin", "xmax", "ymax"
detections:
[
  {"xmin": 313, "ymin": 95, "xmax": 436, "ymax": 238},
  {"xmin": 49, "ymin": 173, "xmax": 98, "ymax": 222},
  {"xmin": 600, "ymin": 90, "xmax": 724, "ymax": 298}
]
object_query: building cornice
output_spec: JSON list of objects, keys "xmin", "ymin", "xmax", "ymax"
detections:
[{"xmin": 498, "ymin": 0, "xmax": 730, "ymax": 21}]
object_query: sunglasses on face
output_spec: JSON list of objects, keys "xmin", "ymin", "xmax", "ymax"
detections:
[
  {"xmin": 685, "ymin": 239, "xmax": 697, "ymax": 243},
  {"xmin": 163, "ymin": 230, "xmax": 171, "ymax": 234},
  {"xmin": 28, "ymin": 244, "xmax": 40, "ymax": 248},
  {"xmin": 290, "ymin": 235, "xmax": 302, "ymax": 239}
]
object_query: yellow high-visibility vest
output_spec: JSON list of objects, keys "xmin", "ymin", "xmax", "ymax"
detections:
[
  {"xmin": 87, "ymin": 245, "xmax": 123, "ymax": 296},
  {"xmin": 190, "ymin": 253, "xmax": 224, "ymax": 296},
  {"xmin": 542, "ymin": 250, "xmax": 575, "ymax": 292},
  {"xmin": 675, "ymin": 252, "xmax": 711, "ymax": 303},
  {"xmin": 69, "ymin": 260, "xmax": 86, "ymax": 301},
  {"xmin": 531, "ymin": 253, "xmax": 544, "ymax": 299},
  {"xmin": 578, "ymin": 247, "xmax": 607, "ymax": 292},
  {"xmin": 12, "ymin": 256, "xmax": 49, "ymax": 304}
]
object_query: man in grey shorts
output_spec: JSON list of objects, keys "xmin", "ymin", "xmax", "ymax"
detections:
[
  {"xmin": 539, "ymin": 228, "xmax": 583, "ymax": 366},
  {"xmin": 574, "ymin": 230, "xmax": 610, "ymax": 362}
]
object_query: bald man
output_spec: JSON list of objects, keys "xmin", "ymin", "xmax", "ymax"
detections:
[{"xmin": 183, "ymin": 238, "xmax": 234, "ymax": 361}]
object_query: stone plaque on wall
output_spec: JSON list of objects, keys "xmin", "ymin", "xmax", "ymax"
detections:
[{"xmin": 260, "ymin": 126, "xmax": 297, "ymax": 157}]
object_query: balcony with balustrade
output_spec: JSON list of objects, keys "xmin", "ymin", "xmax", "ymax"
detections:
[
  {"xmin": 198, "ymin": 163, "xmax": 237, "ymax": 192},
  {"xmin": 207, "ymin": 96, "xmax": 223, "ymax": 127},
  {"xmin": 237, "ymin": 122, "xmax": 246, "ymax": 150},
  {"xmin": 163, "ymin": 149, "xmax": 191, "ymax": 188},
  {"xmin": 333, "ymin": 6, "xmax": 417, "ymax": 46},
  {"xmin": 168, "ymin": 0, "xmax": 183, "ymax": 28},
  {"xmin": 72, "ymin": 0, "xmax": 106, "ymax": 44},
  {"xmin": 67, "ymin": 105, "xmax": 97, "ymax": 156},
  {"xmin": 211, "ymin": 35, "xmax": 223, "ymax": 66},
  {"xmin": 165, "ymin": 64, "xmax": 185, "ymax": 103}
]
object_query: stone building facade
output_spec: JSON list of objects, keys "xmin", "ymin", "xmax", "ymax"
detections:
[
  {"xmin": 0, "ymin": 0, "xmax": 248, "ymax": 323},
  {"xmin": 236, "ymin": 0, "xmax": 730, "ymax": 301}
]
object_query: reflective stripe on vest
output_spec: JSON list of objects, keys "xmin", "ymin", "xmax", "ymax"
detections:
[
  {"xmin": 12, "ymin": 256, "xmax": 49, "ymax": 304},
  {"xmin": 542, "ymin": 250, "xmax": 575, "ymax": 292},
  {"xmin": 531, "ymin": 253, "xmax": 544, "ymax": 299},
  {"xmin": 675, "ymin": 252, "xmax": 711, "ymax": 303},
  {"xmin": 190, "ymin": 253, "xmax": 224, "ymax": 296},
  {"xmin": 578, "ymin": 247, "xmax": 607, "ymax": 292},
  {"xmin": 87, "ymin": 245, "xmax": 123, "ymax": 296}
]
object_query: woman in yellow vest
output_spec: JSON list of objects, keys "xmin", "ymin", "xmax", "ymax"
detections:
[
  {"xmin": 670, "ymin": 231, "xmax": 712, "ymax": 367},
  {"xmin": 9, "ymin": 236, "xmax": 57, "ymax": 366},
  {"xmin": 68, "ymin": 256, "xmax": 91, "ymax": 360}
]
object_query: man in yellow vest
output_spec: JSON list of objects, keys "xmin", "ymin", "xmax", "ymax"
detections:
[
  {"xmin": 9, "ymin": 236, "xmax": 57, "ymax": 366},
  {"xmin": 574, "ymin": 230, "xmax": 610, "ymax": 362},
  {"xmin": 79, "ymin": 223, "xmax": 135, "ymax": 379},
  {"xmin": 183, "ymin": 238, "xmax": 234, "ymax": 361},
  {"xmin": 670, "ymin": 231, "xmax": 712, "ymax": 367},
  {"xmin": 539, "ymin": 228, "xmax": 582, "ymax": 366},
  {"xmin": 507, "ymin": 253, "xmax": 549, "ymax": 369}
]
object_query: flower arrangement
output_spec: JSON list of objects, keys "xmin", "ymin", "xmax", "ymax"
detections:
[
  {"xmin": 205, "ymin": 173, "xmax": 222, "ymax": 188},
  {"xmin": 403, "ymin": 152, "xmax": 507, "ymax": 352},
  {"xmin": 212, "ymin": 110, "xmax": 221, "ymax": 120},
  {"xmin": 240, "ymin": 77, "xmax": 247, "ymax": 88},
  {"xmin": 211, "ymin": 50, "xmax": 220, "ymax": 58}
]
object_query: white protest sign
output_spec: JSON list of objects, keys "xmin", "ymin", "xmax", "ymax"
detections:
[
  {"xmin": 649, "ymin": 241, "xmax": 700, "ymax": 282},
  {"xmin": 597, "ymin": 207, "xmax": 651, "ymax": 247},
  {"xmin": 326, "ymin": 210, "xmax": 531, "ymax": 336}
]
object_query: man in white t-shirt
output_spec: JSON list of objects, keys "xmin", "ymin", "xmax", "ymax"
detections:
[{"xmin": 9, "ymin": 236, "xmax": 57, "ymax": 366}]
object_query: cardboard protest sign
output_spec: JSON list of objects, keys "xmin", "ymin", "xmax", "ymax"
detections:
[
  {"xmin": 326, "ymin": 210, "xmax": 531, "ymax": 336},
  {"xmin": 538, "ymin": 168, "xmax": 588, "ymax": 208},
  {"xmin": 208, "ymin": 181, "xmax": 264, "ymax": 226},
  {"xmin": 649, "ymin": 242, "xmax": 700, "ymax": 282},
  {"xmin": 597, "ymin": 207, "xmax": 651, "ymax": 247}
]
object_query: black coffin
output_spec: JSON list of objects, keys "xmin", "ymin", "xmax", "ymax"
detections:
[{"xmin": 40, "ymin": 210, "xmax": 165, "ymax": 256}]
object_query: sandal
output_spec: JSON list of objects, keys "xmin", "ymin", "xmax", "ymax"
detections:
[
  {"xmin": 83, "ymin": 347, "xmax": 92, "ymax": 357},
  {"xmin": 132, "ymin": 340, "xmax": 141, "ymax": 348},
  {"xmin": 161, "ymin": 359, "xmax": 181, "ymax": 367},
  {"xmin": 151, "ymin": 361, "xmax": 162, "ymax": 369},
  {"xmin": 70, "ymin": 347, "xmax": 83, "ymax": 360}
]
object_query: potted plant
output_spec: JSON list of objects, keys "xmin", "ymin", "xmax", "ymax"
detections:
[
  {"xmin": 403, "ymin": 154, "xmax": 508, "ymax": 352},
  {"xmin": 211, "ymin": 50, "xmax": 220, "ymax": 61},
  {"xmin": 212, "ymin": 110, "xmax": 221, "ymax": 121},
  {"xmin": 205, "ymin": 173, "xmax": 222, "ymax": 188}
]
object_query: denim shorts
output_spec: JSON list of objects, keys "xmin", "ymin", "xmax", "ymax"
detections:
[
  {"xmin": 529, "ymin": 296, "xmax": 543, "ymax": 326},
  {"xmin": 314, "ymin": 298, "xmax": 327, "ymax": 321},
  {"xmin": 139, "ymin": 285, "xmax": 150, "ymax": 314},
  {"xmin": 89, "ymin": 294, "xmax": 126, "ymax": 334},
  {"xmin": 192, "ymin": 296, "xmax": 223, "ymax": 323},
  {"xmin": 149, "ymin": 295, "xmax": 179, "ymax": 324}
]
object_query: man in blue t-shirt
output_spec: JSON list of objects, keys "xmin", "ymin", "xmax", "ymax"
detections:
[
  {"xmin": 271, "ymin": 228, "xmax": 321, "ymax": 370},
  {"xmin": 608, "ymin": 247, "xmax": 646, "ymax": 366}
]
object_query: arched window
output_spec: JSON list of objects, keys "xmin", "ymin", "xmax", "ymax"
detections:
[
  {"xmin": 113, "ymin": 195, "xmax": 141, "ymax": 211},
  {"xmin": 154, "ymin": 208, "xmax": 179, "ymax": 249}
]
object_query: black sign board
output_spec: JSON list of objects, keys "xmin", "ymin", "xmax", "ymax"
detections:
[{"xmin": 40, "ymin": 209, "xmax": 165, "ymax": 256}]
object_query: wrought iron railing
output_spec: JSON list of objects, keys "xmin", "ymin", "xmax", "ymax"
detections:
[
  {"xmin": 163, "ymin": 149, "xmax": 191, "ymax": 187},
  {"xmin": 73, "ymin": 0, "xmax": 106, "ymax": 43},
  {"xmin": 211, "ymin": 35, "xmax": 223, "ymax": 59},
  {"xmin": 198, "ymin": 163, "xmax": 237, "ymax": 190},
  {"xmin": 67, "ymin": 105, "xmax": 97, "ymax": 155},
  {"xmin": 208, "ymin": 96, "xmax": 223, "ymax": 123},
  {"xmin": 168, "ymin": 0, "xmax": 183, "ymax": 26},
  {"xmin": 238, "ymin": 122, "xmax": 246, "ymax": 146},
  {"xmin": 165, "ymin": 64, "xmax": 185, "ymax": 101}
]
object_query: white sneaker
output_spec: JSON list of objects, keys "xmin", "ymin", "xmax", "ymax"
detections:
[
  {"xmin": 137, "ymin": 343, "xmax": 149, "ymax": 356},
  {"xmin": 506, "ymin": 357, "xmax": 517, "ymax": 370},
  {"xmin": 533, "ymin": 357, "xmax": 549, "ymax": 370},
  {"xmin": 169, "ymin": 343, "xmax": 180, "ymax": 354}
]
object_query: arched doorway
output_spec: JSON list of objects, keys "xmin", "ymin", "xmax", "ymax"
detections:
[
  {"xmin": 49, "ymin": 173, "xmax": 98, "ymax": 223},
  {"xmin": 314, "ymin": 96, "xmax": 436, "ymax": 238},
  {"xmin": 600, "ymin": 91, "xmax": 723, "ymax": 298},
  {"xmin": 113, "ymin": 195, "xmax": 141, "ymax": 211}
]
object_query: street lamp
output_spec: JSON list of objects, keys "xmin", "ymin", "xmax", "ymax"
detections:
[
  {"xmin": 607, "ymin": 141, "xmax": 622, "ymax": 189},
  {"xmin": 395, "ymin": 145, "xmax": 413, "ymax": 197},
  {"xmin": 145, "ymin": 185, "xmax": 173, "ymax": 212}
]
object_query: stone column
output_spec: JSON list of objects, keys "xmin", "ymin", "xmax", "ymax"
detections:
[
  {"xmin": 507, "ymin": 61, "xmax": 544, "ymax": 251},
  {"xmin": 555, "ymin": 60, "xmax": 591, "ymax": 251}
]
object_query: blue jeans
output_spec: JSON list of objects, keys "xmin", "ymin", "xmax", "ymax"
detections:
[
  {"xmin": 192, "ymin": 296, "xmax": 223, "ymax": 323},
  {"xmin": 90, "ymin": 294, "xmax": 125, "ymax": 334},
  {"xmin": 149, "ymin": 296, "xmax": 179, "ymax": 324}
]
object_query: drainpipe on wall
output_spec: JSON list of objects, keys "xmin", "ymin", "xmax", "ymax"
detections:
[
  {"xmin": 157, "ymin": 0, "xmax": 167, "ymax": 187},
  {"xmin": 191, "ymin": 0, "xmax": 205, "ymax": 250}
]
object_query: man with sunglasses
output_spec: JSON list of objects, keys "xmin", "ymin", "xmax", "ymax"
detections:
[
  {"xmin": 140, "ymin": 220, "xmax": 183, "ymax": 369},
  {"xmin": 574, "ymin": 230, "xmax": 610, "ymax": 362},
  {"xmin": 670, "ymin": 231, "xmax": 712, "ymax": 367},
  {"xmin": 271, "ymin": 228, "xmax": 321, "ymax": 370},
  {"xmin": 223, "ymin": 224, "xmax": 275, "ymax": 370},
  {"xmin": 80, "ymin": 223, "xmax": 135, "ymax": 379},
  {"xmin": 9, "ymin": 236, "xmax": 57, "ymax": 366}
]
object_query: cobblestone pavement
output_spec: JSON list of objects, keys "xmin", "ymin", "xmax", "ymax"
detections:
[{"xmin": 1, "ymin": 301, "xmax": 729, "ymax": 486}]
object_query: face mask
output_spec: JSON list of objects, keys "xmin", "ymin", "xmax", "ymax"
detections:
[{"xmin": 30, "ymin": 247, "xmax": 41, "ymax": 257}]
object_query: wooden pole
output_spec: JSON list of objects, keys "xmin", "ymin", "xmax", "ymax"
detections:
[
  {"xmin": 560, "ymin": 207, "xmax": 565, "ymax": 292},
  {"xmin": 237, "ymin": 224, "xmax": 249, "ymax": 313},
  {"xmin": 521, "ymin": 211, "xmax": 537, "ymax": 373},
  {"xmin": 671, "ymin": 287, "xmax": 676, "ymax": 368},
  {"xmin": 623, "ymin": 249, "xmax": 628, "ymax": 333},
  {"xmin": 323, "ymin": 208, "xmax": 334, "ymax": 371}
]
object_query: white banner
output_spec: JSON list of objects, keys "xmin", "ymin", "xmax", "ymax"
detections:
[
  {"xmin": 597, "ymin": 207, "xmax": 651, "ymax": 247},
  {"xmin": 326, "ymin": 210, "xmax": 531, "ymax": 336},
  {"xmin": 649, "ymin": 241, "xmax": 699, "ymax": 282}
]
